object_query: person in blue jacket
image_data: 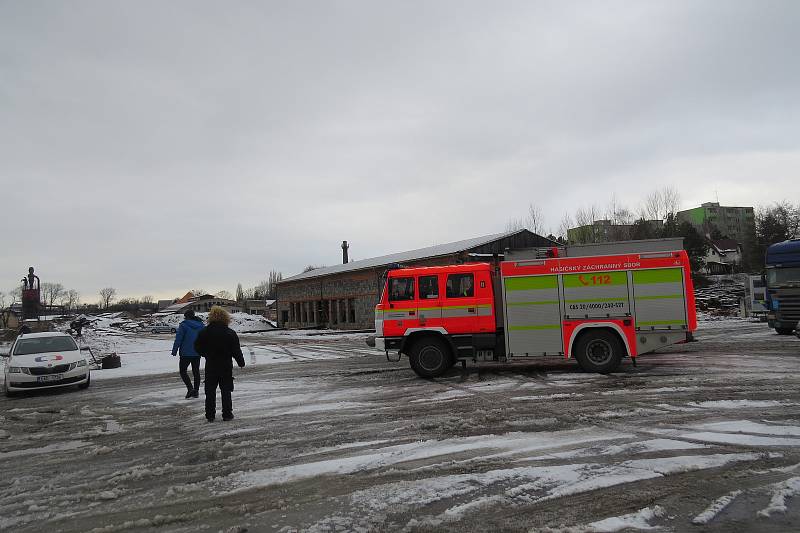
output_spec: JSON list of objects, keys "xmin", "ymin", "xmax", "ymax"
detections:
[{"xmin": 172, "ymin": 310, "xmax": 204, "ymax": 398}]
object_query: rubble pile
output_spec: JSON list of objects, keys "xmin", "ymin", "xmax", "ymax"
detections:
[{"xmin": 694, "ymin": 275, "xmax": 747, "ymax": 316}]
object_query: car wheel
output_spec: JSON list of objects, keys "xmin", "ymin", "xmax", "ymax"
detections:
[
  {"xmin": 151, "ymin": 329, "xmax": 157, "ymax": 334},
  {"xmin": 775, "ymin": 327, "xmax": 795, "ymax": 335},
  {"xmin": 573, "ymin": 329, "xmax": 624, "ymax": 374},
  {"xmin": 408, "ymin": 337, "xmax": 453, "ymax": 378},
  {"xmin": 78, "ymin": 374, "xmax": 91, "ymax": 390},
  {"xmin": 4, "ymin": 380, "xmax": 16, "ymax": 398},
  {"xmin": 170, "ymin": 328, "xmax": 176, "ymax": 334}
]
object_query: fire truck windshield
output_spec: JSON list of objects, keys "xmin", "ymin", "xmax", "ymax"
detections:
[{"xmin": 766, "ymin": 267, "xmax": 800, "ymax": 287}]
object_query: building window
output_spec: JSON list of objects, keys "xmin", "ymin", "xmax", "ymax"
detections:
[
  {"xmin": 419, "ymin": 275, "xmax": 439, "ymax": 299},
  {"xmin": 340, "ymin": 300, "xmax": 347, "ymax": 323},
  {"xmin": 281, "ymin": 310, "xmax": 288, "ymax": 323},
  {"xmin": 348, "ymin": 299, "xmax": 356, "ymax": 322},
  {"xmin": 446, "ymin": 273, "xmax": 474, "ymax": 298},
  {"xmin": 389, "ymin": 277, "xmax": 415, "ymax": 301}
]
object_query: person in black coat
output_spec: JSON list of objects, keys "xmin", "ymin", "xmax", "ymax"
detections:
[{"xmin": 193, "ymin": 306, "xmax": 245, "ymax": 422}]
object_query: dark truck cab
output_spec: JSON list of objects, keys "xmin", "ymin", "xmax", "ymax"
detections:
[{"xmin": 765, "ymin": 239, "xmax": 800, "ymax": 334}]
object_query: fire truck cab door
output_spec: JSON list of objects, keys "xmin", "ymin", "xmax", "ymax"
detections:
[
  {"xmin": 442, "ymin": 271, "xmax": 483, "ymax": 334},
  {"xmin": 417, "ymin": 274, "xmax": 442, "ymax": 329},
  {"xmin": 384, "ymin": 275, "xmax": 418, "ymax": 335}
]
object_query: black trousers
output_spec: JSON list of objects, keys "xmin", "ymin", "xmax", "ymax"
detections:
[
  {"xmin": 179, "ymin": 357, "xmax": 201, "ymax": 392},
  {"xmin": 205, "ymin": 371, "xmax": 233, "ymax": 419}
]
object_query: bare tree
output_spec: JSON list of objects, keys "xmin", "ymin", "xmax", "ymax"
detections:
[
  {"xmin": 215, "ymin": 290, "xmax": 233, "ymax": 300},
  {"xmin": 267, "ymin": 269, "xmax": 283, "ymax": 299},
  {"xmin": 557, "ymin": 213, "xmax": 574, "ymax": 242},
  {"xmin": 99, "ymin": 287, "xmax": 116, "ymax": 309},
  {"xmin": 661, "ymin": 186, "xmax": 681, "ymax": 218},
  {"xmin": 191, "ymin": 289, "xmax": 207, "ymax": 297},
  {"xmin": 236, "ymin": 283, "xmax": 244, "ymax": 302},
  {"xmin": 572, "ymin": 205, "xmax": 601, "ymax": 244},
  {"xmin": 141, "ymin": 295, "xmax": 153, "ymax": 304},
  {"xmin": 303, "ymin": 265, "xmax": 325, "ymax": 273},
  {"xmin": 65, "ymin": 289, "xmax": 80, "ymax": 311},
  {"xmin": 41, "ymin": 282, "xmax": 65, "ymax": 309},
  {"xmin": 505, "ymin": 203, "xmax": 546, "ymax": 235},
  {"xmin": 0, "ymin": 292, "xmax": 7, "ymax": 328},
  {"xmin": 642, "ymin": 187, "xmax": 682, "ymax": 222},
  {"xmin": 604, "ymin": 195, "xmax": 634, "ymax": 241}
]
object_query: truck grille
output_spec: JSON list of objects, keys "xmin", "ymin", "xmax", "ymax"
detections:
[{"xmin": 776, "ymin": 289, "xmax": 800, "ymax": 320}]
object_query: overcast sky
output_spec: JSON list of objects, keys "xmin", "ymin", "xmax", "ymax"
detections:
[{"xmin": 2, "ymin": 1, "xmax": 799, "ymax": 302}]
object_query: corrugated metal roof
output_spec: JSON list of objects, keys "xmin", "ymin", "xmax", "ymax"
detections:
[{"xmin": 280, "ymin": 230, "xmax": 529, "ymax": 283}]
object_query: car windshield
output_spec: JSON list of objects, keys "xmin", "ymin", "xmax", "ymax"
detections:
[
  {"xmin": 766, "ymin": 267, "xmax": 800, "ymax": 287},
  {"xmin": 13, "ymin": 336, "xmax": 78, "ymax": 355}
]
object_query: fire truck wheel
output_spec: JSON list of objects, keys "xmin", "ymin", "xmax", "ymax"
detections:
[
  {"xmin": 574, "ymin": 330, "xmax": 623, "ymax": 374},
  {"xmin": 775, "ymin": 327, "xmax": 795, "ymax": 335},
  {"xmin": 409, "ymin": 337, "xmax": 453, "ymax": 378}
]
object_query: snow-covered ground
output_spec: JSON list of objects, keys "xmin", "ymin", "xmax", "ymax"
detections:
[
  {"xmin": 2, "ymin": 316, "xmax": 800, "ymax": 532},
  {"xmin": 38, "ymin": 315, "xmax": 368, "ymax": 381}
]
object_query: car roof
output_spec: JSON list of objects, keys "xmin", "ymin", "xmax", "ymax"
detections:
[{"xmin": 16, "ymin": 332, "xmax": 72, "ymax": 339}]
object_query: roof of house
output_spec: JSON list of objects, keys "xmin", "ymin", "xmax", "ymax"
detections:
[
  {"xmin": 280, "ymin": 230, "xmax": 543, "ymax": 283},
  {"xmin": 711, "ymin": 239, "xmax": 740, "ymax": 252}
]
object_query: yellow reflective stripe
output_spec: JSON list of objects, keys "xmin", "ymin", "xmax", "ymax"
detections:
[
  {"xmin": 507, "ymin": 300, "xmax": 559, "ymax": 306},
  {"xmin": 505, "ymin": 276, "xmax": 558, "ymax": 291},
  {"xmin": 633, "ymin": 268, "xmax": 683, "ymax": 284}
]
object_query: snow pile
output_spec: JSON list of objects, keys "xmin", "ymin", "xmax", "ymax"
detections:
[
  {"xmin": 153, "ymin": 312, "xmax": 275, "ymax": 333},
  {"xmin": 757, "ymin": 477, "xmax": 800, "ymax": 517},
  {"xmin": 588, "ymin": 505, "xmax": 666, "ymax": 531},
  {"xmin": 692, "ymin": 490, "xmax": 742, "ymax": 524}
]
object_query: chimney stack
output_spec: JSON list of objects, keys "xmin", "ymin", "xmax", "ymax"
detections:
[{"xmin": 341, "ymin": 240, "xmax": 349, "ymax": 264}]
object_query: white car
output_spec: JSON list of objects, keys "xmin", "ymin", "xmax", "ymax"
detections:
[{"xmin": 2, "ymin": 332, "xmax": 91, "ymax": 396}]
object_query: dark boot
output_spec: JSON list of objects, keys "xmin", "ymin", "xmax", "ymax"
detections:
[
  {"xmin": 221, "ymin": 388, "xmax": 233, "ymax": 421},
  {"xmin": 205, "ymin": 375, "xmax": 217, "ymax": 421}
]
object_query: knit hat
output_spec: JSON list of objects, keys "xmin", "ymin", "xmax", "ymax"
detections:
[{"xmin": 184, "ymin": 309, "xmax": 196, "ymax": 319}]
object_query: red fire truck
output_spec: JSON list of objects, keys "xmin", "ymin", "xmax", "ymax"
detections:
[{"xmin": 372, "ymin": 249, "xmax": 697, "ymax": 377}]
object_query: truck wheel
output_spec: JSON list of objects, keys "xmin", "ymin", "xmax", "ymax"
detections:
[
  {"xmin": 409, "ymin": 337, "xmax": 452, "ymax": 378},
  {"xmin": 775, "ymin": 327, "xmax": 795, "ymax": 335},
  {"xmin": 574, "ymin": 330, "xmax": 624, "ymax": 374},
  {"xmin": 78, "ymin": 374, "xmax": 91, "ymax": 390}
]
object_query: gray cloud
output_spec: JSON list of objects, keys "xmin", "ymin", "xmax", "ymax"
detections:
[{"xmin": 2, "ymin": 1, "xmax": 799, "ymax": 300}]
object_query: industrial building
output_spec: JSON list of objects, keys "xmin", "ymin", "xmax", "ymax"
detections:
[{"xmin": 275, "ymin": 229, "xmax": 557, "ymax": 330}]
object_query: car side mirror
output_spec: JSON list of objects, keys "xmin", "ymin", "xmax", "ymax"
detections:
[{"xmin": 80, "ymin": 346, "xmax": 91, "ymax": 351}]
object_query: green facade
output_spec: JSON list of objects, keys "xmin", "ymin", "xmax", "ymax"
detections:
[{"xmin": 676, "ymin": 203, "xmax": 755, "ymax": 244}]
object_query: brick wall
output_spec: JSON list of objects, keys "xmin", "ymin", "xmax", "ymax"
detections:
[{"xmin": 276, "ymin": 254, "xmax": 463, "ymax": 330}]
